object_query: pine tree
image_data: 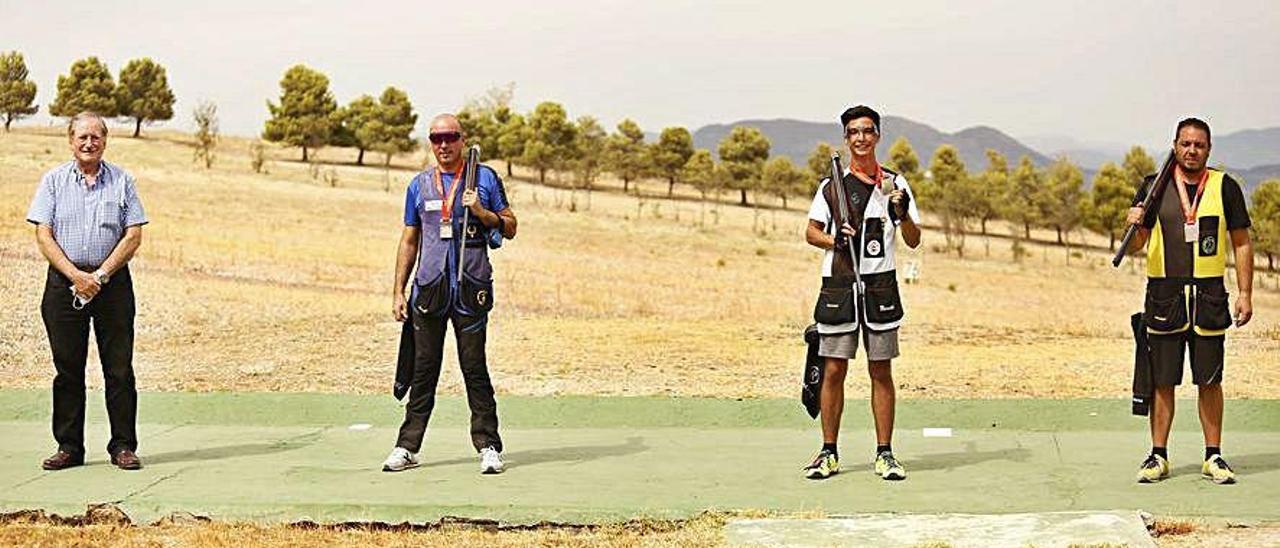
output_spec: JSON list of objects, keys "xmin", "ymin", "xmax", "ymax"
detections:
[
  {"xmin": 365, "ymin": 86, "xmax": 417, "ymax": 167},
  {"xmin": 1042, "ymin": 157, "xmax": 1086, "ymax": 244},
  {"xmin": 718, "ymin": 126, "xmax": 770, "ymax": 206},
  {"xmin": 521, "ymin": 101, "xmax": 576, "ymax": 184},
  {"xmin": 1084, "ymin": 162, "xmax": 1133, "ymax": 251},
  {"xmin": 115, "ymin": 58, "xmax": 175, "ymax": 137},
  {"xmin": 762, "ymin": 156, "xmax": 806, "ymax": 209},
  {"xmin": 262, "ymin": 65, "xmax": 338, "ymax": 161},
  {"xmin": 1251, "ymin": 179, "xmax": 1280, "ymax": 271},
  {"xmin": 651, "ymin": 127, "xmax": 694, "ymax": 197},
  {"xmin": 49, "ymin": 57, "xmax": 118, "ymax": 118},
  {"xmin": 605, "ymin": 119, "xmax": 648, "ymax": 193},
  {"xmin": 0, "ymin": 51, "xmax": 38, "ymax": 132}
]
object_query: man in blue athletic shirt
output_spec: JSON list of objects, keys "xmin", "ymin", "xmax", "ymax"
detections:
[{"xmin": 383, "ymin": 113, "xmax": 518, "ymax": 474}]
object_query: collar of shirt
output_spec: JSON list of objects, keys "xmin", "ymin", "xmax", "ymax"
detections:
[{"xmin": 72, "ymin": 161, "xmax": 107, "ymax": 188}]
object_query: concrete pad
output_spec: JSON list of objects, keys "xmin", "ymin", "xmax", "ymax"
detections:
[
  {"xmin": 0, "ymin": 390, "xmax": 1277, "ymax": 525},
  {"xmin": 726, "ymin": 512, "xmax": 1155, "ymax": 547}
]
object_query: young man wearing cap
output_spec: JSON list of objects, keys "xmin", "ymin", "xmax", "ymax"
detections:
[{"xmin": 803, "ymin": 105, "xmax": 922, "ymax": 480}]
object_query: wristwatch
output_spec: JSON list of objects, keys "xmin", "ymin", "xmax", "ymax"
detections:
[{"xmin": 93, "ymin": 269, "xmax": 110, "ymax": 285}]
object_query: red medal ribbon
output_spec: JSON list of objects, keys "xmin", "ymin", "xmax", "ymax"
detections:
[
  {"xmin": 1172, "ymin": 165, "xmax": 1208, "ymax": 225},
  {"xmin": 432, "ymin": 164, "xmax": 466, "ymax": 221}
]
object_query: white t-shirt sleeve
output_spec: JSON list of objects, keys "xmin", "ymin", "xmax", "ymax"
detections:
[
  {"xmin": 897, "ymin": 174, "xmax": 921, "ymax": 224},
  {"xmin": 808, "ymin": 180, "xmax": 831, "ymax": 225}
]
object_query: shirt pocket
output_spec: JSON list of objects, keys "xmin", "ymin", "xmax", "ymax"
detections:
[{"xmin": 98, "ymin": 200, "xmax": 122, "ymax": 229}]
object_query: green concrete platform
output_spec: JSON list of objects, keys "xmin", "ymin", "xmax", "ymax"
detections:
[{"xmin": 0, "ymin": 390, "xmax": 1277, "ymax": 525}]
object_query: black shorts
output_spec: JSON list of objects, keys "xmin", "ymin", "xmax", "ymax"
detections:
[
  {"xmin": 1144, "ymin": 279, "xmax": 1230, "ymax": 387},
  {"xmin": 1148, "ymin": 332, "xmax": 1224, "ymax": 386}
]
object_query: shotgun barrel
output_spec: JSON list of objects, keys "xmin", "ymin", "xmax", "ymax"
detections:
[
  {"xmin": 458, "ymin": 145, "xmax": 482, "ymax": 283},
  {"xmin": 1112, "ymin": 150, "xmax": 1175, "ymax": 267},
  {"xmin": 829, "ymin": 153, "xmax": 862, "ymax": 289}
]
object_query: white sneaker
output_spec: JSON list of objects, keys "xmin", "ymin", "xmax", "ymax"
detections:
[
  {"xmin": 480, "ymin": 446, "xmax": 504, "ymax": 474},
  {"xmin": 381, "ymin": 447, "xmax": 420, "ymax": 472}
]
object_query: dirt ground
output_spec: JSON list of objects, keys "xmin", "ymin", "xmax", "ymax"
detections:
[
  {"xmin": 2, "ymin": 509, "xmax": 1277, "ymax": 547},
  {"xmin": 2, "ymin": 128, "xmax": 1278, "ymax": 400}
]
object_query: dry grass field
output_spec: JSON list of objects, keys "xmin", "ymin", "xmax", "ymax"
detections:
[
  {"xmin": 0, "ymin": 509, "xmax": 727, "ymax": 547},
  {"xmin": 3, "ymin": 509, "xmax": 1277, "ymax": 547},
  {"xmin": 1, "ymin": 127, "xmax": 1278, "ymax": 400}
]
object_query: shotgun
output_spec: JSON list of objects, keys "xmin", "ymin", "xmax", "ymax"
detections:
[
  {"xmin": 830, "ymin": 152, "xmax": 862, "ymax": 290},
  {"xmin": 458, "ymin": 144, "xmax": 482, "ymax": 283},
  {"xmin": 1112, "ymin": 150, "xmax": 1175, "ymax": 267}
]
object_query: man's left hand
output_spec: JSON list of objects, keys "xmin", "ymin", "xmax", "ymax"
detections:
[
  {"xmin": 888, "ymin": 189, "xmax": 910, "ymax": 219},
  {"xmin": 1235, "ymin": 292, "xmax": 1253, "ymax": 327},
  {"xmin": 462, "ymin": 188, "xmax": 479, "ymax": 210}
]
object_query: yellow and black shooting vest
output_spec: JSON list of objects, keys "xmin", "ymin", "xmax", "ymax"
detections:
[{"xmin": 1144, "ymin": 168, "xmax": 1232, "ymax": 337}]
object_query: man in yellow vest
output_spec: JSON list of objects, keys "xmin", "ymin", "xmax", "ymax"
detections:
[{"xmin": 1125, "ymin": 117, "xmax": 1254, "ymax": 484}]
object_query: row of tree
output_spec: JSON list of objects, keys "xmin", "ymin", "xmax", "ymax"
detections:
[
  {"xmin": 250, "ymin": 63, "xmax": 1280, "ymax": 265},
  {"xmin": 0, "ymin": 52, "xmax": 176, "ymax": 137},
  {"xmin": 262, "ymin": 65, "xmax": 417, "ymax": 164},
  {"xmin": 879, "ymin": 138, "xmax": 1157, "ymax": 252},
  {"xmin": 8, "ymin": 55, "xmax": 1279, "ymax": 267},
  {"xmin": 451, "ymin": 86, "xmax": 805, "ymax": 207}
]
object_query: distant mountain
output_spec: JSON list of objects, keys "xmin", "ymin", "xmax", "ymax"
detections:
[
  {"xmin": 1234, "ymin": 164, "xmax": 1280, "ymax": 195},
  {"xmin": 1021, "ymin": 127, "xmax": 1280, "ymax": 173},
  {"xmin": 1214, "ymin": 127, "xmax": 1280, "ymax": 170},
  {"xmin": 1019, "ymin": 134, "xmax": 1130, "ymax": 170},
  {"xmin": 691, "ymin": 117, "xmax": 1052, "ymax": 173}
]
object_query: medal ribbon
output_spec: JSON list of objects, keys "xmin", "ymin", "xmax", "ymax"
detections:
[
  {"xmin": 1172, "ymin": 165, "xmax": 1208, "ymax": 225},
  {"xmin": 431, "ymin": 164, "xmax": 466, "ymax": 221}
]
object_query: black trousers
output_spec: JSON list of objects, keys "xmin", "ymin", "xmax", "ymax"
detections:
[
  {"xmin": 396, "ymin": 308, "xmax": 502, "ymax": 453},
  {"xmin": 40, "ymin": 266, "xmax": 138, "ymax": 457}
]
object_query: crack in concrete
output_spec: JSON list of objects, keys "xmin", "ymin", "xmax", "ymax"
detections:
[
  {"xmin": 147, "ymin": 423, "xmax": 188, "ymax": 441},
  {"xmin": 6, "ymin": 473, "xmax": 49, "ymax": 491},
  {"xmin": 113, "ymin": 467, "xmax": 188, "ymax": 505}
]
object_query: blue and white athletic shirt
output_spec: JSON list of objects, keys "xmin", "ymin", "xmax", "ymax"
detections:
[{"xmin": 403, "ymin": 164, "xmax": 509, "ymax": 314}]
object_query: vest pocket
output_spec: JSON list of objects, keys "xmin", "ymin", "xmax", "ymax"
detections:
[
  {"xmin": 413, "ymin": 272, "xmax": 451, "ymax": 318},
  {"xmin": 862, "ymin": 271, "xmax": 904, "ymax": 325},
  {"xmin": 814, "ymin": 276, "xmax": 856, "ymax": 325},
  {"xmin": 1197, "ymin": 216, "xmax": 1220, "ymax": 257},
  {"xmin": 1193, "ymin": 286, "xmax": 1231, "ymax": 334},
  {"xmin": 460, "ymin": 273, "xmax": 494, "ymax": 315},
  {"xmin": 862, "ymin": 218, "xmax": 886, "ymax": 259},
  {"xmin": 1144, "ymin": 287, "xmax": 1189, "ymax": 335}
]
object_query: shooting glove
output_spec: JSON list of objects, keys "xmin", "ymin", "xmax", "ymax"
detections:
[{"xmin": 889, "ymin": 191, "xmax": 911, "ymax": 224}]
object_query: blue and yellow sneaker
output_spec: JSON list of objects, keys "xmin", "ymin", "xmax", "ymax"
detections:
[
  {"xmin": 804, "ymin": 449, "xmax": 839, "ymax": 480},
  {"xmin": 1137, "ymin": 454, "xmax": 1170, "ymax": 483},
  {"xmin": 874, "ymin": 451, "xmax": 906, "ymax": 481},
  {"xmin": 1202, "ymin": 454, "xmax": 1236, "ymax": 485}
]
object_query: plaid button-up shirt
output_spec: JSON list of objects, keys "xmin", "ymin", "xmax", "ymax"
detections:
[{"xmin": 26, "ymin": 160, "xmax": 148, "ymax": 269}]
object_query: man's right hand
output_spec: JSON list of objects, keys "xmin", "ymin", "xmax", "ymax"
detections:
[
  {"xmin": 1126, "ymin": 206, "xmax": 1145, "ymax": 226},
  {"xmin": 833, "ymin": 222, "xmax": 857, "ymax": 252},
  {"xmin": 71, "ymin": 271, "xmax": 101, "ymax": 300},
  {"xmin": 393, "ymin": 292, "xmax": 408, "ymax": 322}
]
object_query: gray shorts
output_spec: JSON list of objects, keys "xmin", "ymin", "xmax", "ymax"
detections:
[{"xmin": 818, "ymin": 328, "xmax": 900, "ymax": 362}]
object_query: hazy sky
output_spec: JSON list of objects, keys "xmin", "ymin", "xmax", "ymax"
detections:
[{"xmin": 5, "ymin": 0, "xmax": 1278, "ymax": 150}]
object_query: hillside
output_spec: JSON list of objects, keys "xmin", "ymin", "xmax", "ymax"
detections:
[
  {"xmin": 1216, "ymin": 127, "xmax": 1280, "ymax": 170},
  {"xmin": 692, "ymin": 116, "xmax": 1052, "ymax": 171}
]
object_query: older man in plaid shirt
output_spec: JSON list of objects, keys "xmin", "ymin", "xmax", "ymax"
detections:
[{"xmin": 26, "ymin": 112, "xmax": 148, "ymax": 471}]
